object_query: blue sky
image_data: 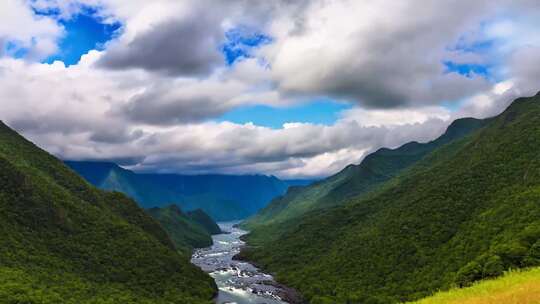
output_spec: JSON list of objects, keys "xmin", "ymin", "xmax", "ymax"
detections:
[
  {"xmin": 222, "ymin": 28, "xmax": 272, "ymax": 65},
  {"xmin": 220, "ymin": 99, "xmax": 352, "ymax": 128},
  {"xmin": 44, "ymin": 9, "xmax": 120, "ymax": 65},
  {"xmin": 444, "ymin": 61, "xmax": 490, "ymax": 78}
]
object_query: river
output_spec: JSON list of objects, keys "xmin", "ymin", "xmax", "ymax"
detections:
[{"xmin": 191, "ymin": 222, "xmax": 291, "ymax": 304}]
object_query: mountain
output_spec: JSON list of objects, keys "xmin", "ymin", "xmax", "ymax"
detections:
[
  {"xmin": 187, "ymin": 209, "xmax": 222, "ymax": 235},
  {"xmin": 66, "ymin": 161, "xmax": 309, "ymax": 221},
  {"xmin": 243, "ymin": 116, "xmax": 488, "ymax": 230},
  {"xmin": 147, "ymin": 205, "xmax": 220, "ymax": 253},
  {"xmin": 240, "ymin": 93, "xmax": 540, "ymax": 303},
  {"xmin": 0, "ymin": 122, "xmax": 216, "ymax": 303}
]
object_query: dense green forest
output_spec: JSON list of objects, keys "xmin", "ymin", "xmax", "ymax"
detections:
[
  {"xmin": 147, "ymin": 205, "xmax": 220, "ymax": 253},
  {"xmin": 243, "ymin": 116, "xmax": 487, "ymax": 231},
  {"xmin": 0, "ymin": 122, "xmax": 216, "ymax": 303},
  {"xmin": 66, "ymin": 160, "xmax": 310, "ymax": 221},
  {"xmin": 187, "ymin": 208, "xmax": 222, "ymax": 235},
  {"xmin": 241, "ymin": 93, "xmax": 540, "ymax": 303}
]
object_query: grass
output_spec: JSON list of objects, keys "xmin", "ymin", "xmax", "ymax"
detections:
[{"xmin": 410, "ymin": 268, "xmax": 540, "ymax": 304}]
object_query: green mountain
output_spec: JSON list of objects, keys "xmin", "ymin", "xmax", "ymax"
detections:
[
  {"xmin": 187, "ymin": 209, "xmax": 222, "ymax": 235},
  {"xmin": 0, "ymin": 122, "xmax": 216, "ymax": 303},
  {"xmin": 147, "ymin": 206, "xmax": 220, "ymax": 253},
  {"xmin": 243, "ymin": 116, "xmax": 488, "ymax": 230},
  {"xmin": 66, "ymin": 161, "xmax": 310, "ymax": 221},
  {"xmin": 241, "ymin": 93, "xmax": 540, "ymax": 303}
]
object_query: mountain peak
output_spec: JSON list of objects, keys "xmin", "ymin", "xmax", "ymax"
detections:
[
  {"xmin": 169, "ymin": 204, "xmax": 184, "ymax": 215},
  {"xmin": 64, "ymin": 160, "xmax": 122, "ymax": 185}
]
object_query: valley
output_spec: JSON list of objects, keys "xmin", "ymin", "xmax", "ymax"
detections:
[
  {"xmin": 2, "ymin": 93, "xmax": 539, "ymax": 304},
  {"xmin": 2, "ymin": 2, "xmax": 539, "ymax": 303},
  {"xmin": 191, "ymin": 223, "xmax": 300, "ymax": 304}
]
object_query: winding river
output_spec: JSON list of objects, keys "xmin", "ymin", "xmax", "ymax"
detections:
[{"xmin": 191, "ymin": 222, "xmax": 291, "ymax": 304}]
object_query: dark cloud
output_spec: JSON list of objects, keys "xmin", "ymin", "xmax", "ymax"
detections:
[
  {"xmin": 0, "ymin": 37, "xmax": 5, "ymax": 57},
  {"xmin": 89, "ymin": 128, "xmax": 144, "ymax": 144},
  {"xmin": 97, "ymin": 15, "xmax": 224, "ymax": 76},
  {"xmin": 117, "ymin": 86, "xmax": 234, "ymax": 125}
]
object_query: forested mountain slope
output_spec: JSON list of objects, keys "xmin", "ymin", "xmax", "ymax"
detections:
[
  {"xmin": 243, "ymin": 116, "xmax": 487, "ymax": 230},
  {"xmin": 242, "ymin": 93, "xmax": 540, "ymax": 303},
  {"xmin": 147, "ymin": 205, "xmax": 220, "ymax": 253},
  {"xmin": 187, "ymin": 208, "xmax": 222, "ymax": 235},
  {"xmin": 0, "ymin": 122, "xmax": 216, "ymax": 303}
]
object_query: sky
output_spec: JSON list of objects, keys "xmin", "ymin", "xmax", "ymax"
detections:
[{"xmin": 0, "ymin": 0, "xmax": 539, "ymax": 179}]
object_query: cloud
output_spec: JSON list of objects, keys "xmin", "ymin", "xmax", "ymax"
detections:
[
  {"xmin": 0, "ymin": 54, "xmax": 454, "ymax": 179},
  {"xmin": 117, "ymin": 81, "xmax": 242, "ymax": 125},
  {"xmin": 0, "ymin": 0, "xmax": 64, "ymax": 60},
  {"xmin": 97, "ymin": 15, "xmax": 224, "ymax": 76},
  {"xmin": 257, "ymin": 0, "xmax": 497, "ymax": 108},
  {"xmin": 0, "ymin": 0, "xmax": 539, "ymax": 179},
  {"xmin": 510, "ymin": 46, "xmax": 540, "ymax": 96},
  {"xmin": 109, "ymin": 118, "xmax": 450, "ymax": 179},
  {"xmin": 341, "ymin": 107, "xmax": 451, "ymax": 127}
]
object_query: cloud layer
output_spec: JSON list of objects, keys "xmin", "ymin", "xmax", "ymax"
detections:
[{"xmin": 0, "ymin": 0, "xmax": 538, "ymax": 178}]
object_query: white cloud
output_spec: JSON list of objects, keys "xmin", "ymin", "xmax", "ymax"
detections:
[
  {"xmin": 0, "ymin": 51, "xmax": 454, "ymax": 178},
  {"xmin": 0, "ymin": 0, "xmax": 539, "ymax": 178},
  {"xmin": 258, "ymin": 0, "xmax": 495, "ymax": 108},
  {"xmin": 0, "ymin": 0, "xmax": 64, "ymax": 60},
  {"xmin": 341, "ymin": 107, "xmax": 451, "ymax": 128}
]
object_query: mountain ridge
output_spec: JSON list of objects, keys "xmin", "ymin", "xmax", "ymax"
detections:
[
  {"xmin": 0, "ymin": 121, "xmax": 216, "ymax": 303},
  {"xmin": 243, "ymin": 116, "xmax": 488, "ymax": 229},
  {"xmin": 66, "ymin": 160, "xmax": 312, "ymax": 221},
  {"xmin": 240, "ymin": 93, "xmax": 540, "ymax": 303}
]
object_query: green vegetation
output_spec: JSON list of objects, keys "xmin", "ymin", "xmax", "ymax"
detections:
[
  {"xmin": 147, "ymin": 205, "xmax": 220, "ymax": 253},
  {"xmin": 243, "ymin": 117, "xmax": 487, "ymax": 231},
  {"xmin": 409, "ymin": 267, "xmax": 540, "ymax": 304},
  {"xmin": 66, "ymin": 160, "xmax": 307, "ymax": 221},
  {"xmin": 242, "ymin": 94, "xmax": 540, "ymax": 303},
  {"xmin": 187, "ymin": 209, "xmax": 222, "ymax": 235},
  {"xmin": 0, "ymin": 122, "xmax": 216, "ymax": 303}
]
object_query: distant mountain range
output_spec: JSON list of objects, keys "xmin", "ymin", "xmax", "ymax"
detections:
[
  {"xmin": 65, "ymin": 160, "xmax": 312, "ymax": 221},
  {"xmin": 240, "ymin": 93, "xmax": 540, "ymax": 303}
]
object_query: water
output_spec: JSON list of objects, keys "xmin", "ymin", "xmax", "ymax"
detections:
[{"xmin": 191, "ymin": 222, "xmax": 290, "ymax": 304}]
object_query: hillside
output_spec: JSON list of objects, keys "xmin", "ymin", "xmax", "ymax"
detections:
[
  {"xmin": 0, "ymin": 122, "xmax": 216, "ymax": 303},
  {"xmin": 241, "ymin": 93, "xmax": 540, "ymax": 303},
  {"xmin": 243, "ymin": 116, "xmax": 487, "ymax": 230},
  {"xmin": 66, "ymin": 160, "xmax": 309, "ymax": 221},
  {"xmin": 147, "ymin": 205, "xmax": 220, "ymax": 253},
  {"xmin": 409, "ymin": 268, "xmax": 540, "ymax": 304},
  {"xmin": 187, "ymin": 209, "xmax": 222, "ymax": 235}
]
